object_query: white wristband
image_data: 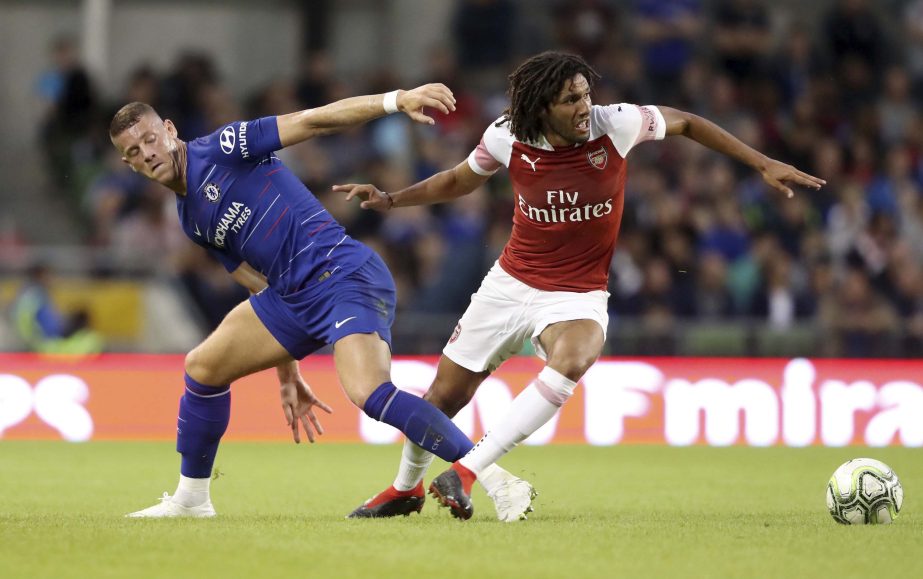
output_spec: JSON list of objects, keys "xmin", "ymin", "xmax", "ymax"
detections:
[{"xmin": 382, "ymin": 90, "xmax": 399, "ymax": 114}]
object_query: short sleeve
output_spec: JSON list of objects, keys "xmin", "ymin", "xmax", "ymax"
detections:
[
  {"xmin": 208, "ymin": 247, "xmax": 243, "ymax": 273},
  {"xmin": 210, "ymin": 117, "xmax": 282, "ymax": 164},
  {"xmin": 466, "ymin": 119, "xmax": 514, "ymax": 175},
  {"xmin": 593, "ymin": 104, "xmax": 666, "ymax": 158},
  {"xmin": 467, "ymin": 139, "xmax": 503, "ymax": 175}
]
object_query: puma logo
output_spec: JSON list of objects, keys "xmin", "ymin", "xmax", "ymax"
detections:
[{"xmin": 520, "ymin": 153, "xmax": 540, "ymax": 172}]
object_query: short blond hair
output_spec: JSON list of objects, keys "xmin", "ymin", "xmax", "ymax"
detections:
[{"xmin": 109, "ymin": 102, "xmax": 157, "ymax": 138}]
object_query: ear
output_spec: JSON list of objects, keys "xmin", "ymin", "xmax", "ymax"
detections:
[{"xmin": 164, "ymin": 119, "xmax": 178, "ymax": 137}]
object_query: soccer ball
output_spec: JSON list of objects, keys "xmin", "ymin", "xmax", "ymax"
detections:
[{"xmin": 826, "ymin": 458, "xmax": 903, "ymax": 525}]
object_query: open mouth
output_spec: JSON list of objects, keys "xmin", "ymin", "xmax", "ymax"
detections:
[{"xmin": 576, "ymin": 118, "xmax": 590, "ymax": 132}]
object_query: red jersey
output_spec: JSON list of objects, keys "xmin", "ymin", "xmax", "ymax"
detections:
[{"xmin": 467, "ymin": 104, "xmax": 666, "ymax": 292}]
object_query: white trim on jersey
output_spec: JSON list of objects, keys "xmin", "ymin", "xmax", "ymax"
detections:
[
  {"xmin": 325, "ymin": 235, "xmax": 347, "ymax": 257},
  {"xmin": 195, "ymin": 165, "xmax": 218, "ymax": 194},
  {"xmin": 484, "ymin": 119, "xmax": 515, "ymax": 166},
  {"xmin": 278, "ymin": 241, "xmax": 316, "ymax": 278},
  {"xmin": 240, "ymin": 193, "xmax": 280, "ymax": 249},
  {"xmin": 467, "ymin": 105, "xmax": 667, "ymax": 173},
  {"xmin": 300, "ymin": 208, "xmax": 327, "ymax": 225},
  {"xmin": 292, "ymin": 241, "xmax": 315, "ymax": 260},
  {"xmin": 591, "ymin": 104, "xmax": 666, "ymax": 158}
]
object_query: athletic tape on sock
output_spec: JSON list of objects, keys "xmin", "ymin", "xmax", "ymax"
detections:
[{"xmin": 533, "ymin": 366, "xmax": 577, "ymax": 406}]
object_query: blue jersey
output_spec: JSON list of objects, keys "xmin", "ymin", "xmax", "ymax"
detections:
[{"xmin": 178, "ymin": 117, "xmax": 372, "ymax": 297}]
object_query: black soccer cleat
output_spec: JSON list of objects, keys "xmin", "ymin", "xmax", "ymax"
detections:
[
  {"xmin": 346, "ymin": 483, "xmax": 425, "ymax": 519},
  {"xmin": 428, "ymin": 468, "xmax": 474, "ymax": 520}
]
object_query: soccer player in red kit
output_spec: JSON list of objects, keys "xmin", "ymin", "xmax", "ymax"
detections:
[{"xmin": 335, "ymin": 51, "xmax": 825, "ymax": 521}]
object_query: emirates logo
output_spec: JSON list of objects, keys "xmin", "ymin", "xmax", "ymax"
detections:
[{"xmin": 588, "ymin": 147, "xmax": 608, "ymax": 170}]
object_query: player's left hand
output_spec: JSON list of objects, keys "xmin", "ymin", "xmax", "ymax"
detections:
[
  {"xmin": 397, "ymin": 83, "xmax": 456, "ymax": 125},
  {"xmin": 280, "ymin": 376, "xmax": 333, "ymax": 444},
  {"xmin": 759, "ymin": 158, "xmax": 826, "ymax": 199},
  {"xmin": 334, "ymin": 183, "xmax": 392, "ymax": 211}
]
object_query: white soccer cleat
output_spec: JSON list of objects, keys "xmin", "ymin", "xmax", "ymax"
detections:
[
  {"xmin": 488, "ymin": 477, "xmax": 537, "ymax": 522},
  {"xmin": 125, "ymin": 492, "xmax": 216, "ymax": 518}
]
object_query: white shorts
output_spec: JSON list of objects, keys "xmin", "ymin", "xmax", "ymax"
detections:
[{"xmin": 443, "ymin": 262, "xmax": 609, "ymax": 373}]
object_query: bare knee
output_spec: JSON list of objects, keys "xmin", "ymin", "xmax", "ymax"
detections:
[
  {"xmin": 333, "ymin": 333, "xmax": 392, "ymax": 410},
  {"xmin": 344, "ymin": 387, "xmax": 371, "ymax": 409},
  {"xmin": 337, "ymin": 368, "xmax": 390, "ymax": 410},
  {"xmin": 184, "ymin": 347, "xmax": 225, "ymax": 386},
  {"xmin": 547, "ymin": 350, "xmax": 599, "ymax": 382},
  {"xmin": 338, "ymin": 370, "xmax": 390, "ymax": 410}
]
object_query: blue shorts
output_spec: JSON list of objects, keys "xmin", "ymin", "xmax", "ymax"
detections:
[{"xmin": 250, "ymin": 253, "xmax": 396, "ymax": 359}]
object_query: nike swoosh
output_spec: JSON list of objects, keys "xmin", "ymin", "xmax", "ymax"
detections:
[{"xmin": 334, "ymin": 316, "xmax": 357, "ymax": 329}]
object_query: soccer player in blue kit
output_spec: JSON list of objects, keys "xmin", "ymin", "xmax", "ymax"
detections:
[{"xmin": 109, "ymin": 84, "xmax": 524, "ymax": 517}]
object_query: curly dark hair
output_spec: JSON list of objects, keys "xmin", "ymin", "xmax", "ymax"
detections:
[{"xmin": 500, "ymin": 51, "xmax": 601, "ymax": 143}]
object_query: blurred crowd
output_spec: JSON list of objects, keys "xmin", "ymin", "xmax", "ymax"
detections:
[{"xmin": 31, "ymin": 0, "xmax": 923, "ymax": 356}]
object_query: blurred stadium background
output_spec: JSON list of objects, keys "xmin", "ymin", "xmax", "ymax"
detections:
[
  {"xmin": 4, "ymin": 4, "xmax": 923, "ymax": 578},
  {"xmin": 4, "ymin": 0, "xmax": 922, "ymax": 359}
]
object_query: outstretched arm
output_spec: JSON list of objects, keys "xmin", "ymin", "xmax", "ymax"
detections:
[
  {"xmin": 276, "ymin": 84, "xmax": 456, "ymax": 147},
  {"xmin": 333, "ymin": 159, "xmax": 490, "ymax": 212},
  {"xmin": 660, "ymin": 106, "xmax": 825, "ymax": 198}
]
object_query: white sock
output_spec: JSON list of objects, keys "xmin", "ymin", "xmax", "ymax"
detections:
[
  {"xmin": 173, "ymin": 474, "xmax": 210, "ymax": 507},
  {"xmin": 393, "ymin": 437, "xmax": 436, "ymax": 491},
  {"xmin": 460, "ymin": 367, "xmax": 575, "ymax": 475},
  {"xmin": 459, "ymin": 386, "xmax": 556, "ymax": 475}
]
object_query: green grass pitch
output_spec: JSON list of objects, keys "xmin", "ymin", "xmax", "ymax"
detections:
[{"xmin": 1, "ymin": 442, "xmax": 920, "ymax": 579}]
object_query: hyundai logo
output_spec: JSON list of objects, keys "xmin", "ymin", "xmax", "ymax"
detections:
[{"xmin": 219, "ymin": 126, "xmax": 236, "ymax": 154}]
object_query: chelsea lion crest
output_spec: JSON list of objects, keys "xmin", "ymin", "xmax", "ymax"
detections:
[{"xmin": 204, "ymin": 183, "xmax": 221, "ymax": 203}]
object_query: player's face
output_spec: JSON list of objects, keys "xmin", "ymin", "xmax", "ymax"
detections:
[
  {"xmin": 542, "ymin": 73, "xmax": 592, "ymax": 147},
  {"xmin": 112, "ymin": 114, "xmax": 182, "ymax": 187}
]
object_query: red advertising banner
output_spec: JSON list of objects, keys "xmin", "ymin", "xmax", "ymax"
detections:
[{"xmin": 2, "ymin": 354, "xmax": 922, "ymax": 446}]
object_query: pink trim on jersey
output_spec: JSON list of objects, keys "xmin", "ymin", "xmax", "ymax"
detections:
[{"xmin": 473, "ymin": 138, "xmax": 503, "ymax": 173}]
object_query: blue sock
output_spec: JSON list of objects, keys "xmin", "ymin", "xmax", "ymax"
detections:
[
  {"xmin": 177, "ymin": 373, "xmax": 231, "ymax": 479},
  {"xmin": 364, "ymin": 382, "xmax": 473, "ymax": 462}
]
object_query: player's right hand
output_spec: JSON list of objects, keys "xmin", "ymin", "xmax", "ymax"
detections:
[
  {"xmin": 397, "ymin": 83, "xmax": 456, "ymax": 125},
  {"xmin": 280, "ymin": 376, "xmax": 333, "ymax": 444},
  {"xmin": 334, "ymin": 183, "xmax": 393, "ymax": 212}
]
